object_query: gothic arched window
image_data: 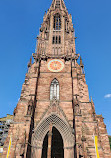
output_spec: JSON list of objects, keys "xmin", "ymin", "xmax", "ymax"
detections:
[
  {"xmin": 50, "ymin": 79, "xmax": 59, "ymax": 100},
  {"xmin": 53, "ymin": 14, "xmax": 61, "ymax": 30}
]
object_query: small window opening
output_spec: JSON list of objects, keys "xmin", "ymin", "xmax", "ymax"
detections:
[
  {"xmin": 27, "ymin": 105, "xmax": 32, "ymax": 115},
  {"xmin": 52, "ymin": 36, "xmax": 55, "ymax": 44}
]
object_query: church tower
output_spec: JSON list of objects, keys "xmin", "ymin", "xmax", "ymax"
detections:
[{"xmin": 3, "ymin": 0, "xmax": 111, "ymax": 158}]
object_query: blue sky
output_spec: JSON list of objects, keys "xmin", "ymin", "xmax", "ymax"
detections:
[{"xmin": 0, "ymin": 0, "xmax": 111, "ymax": 135}]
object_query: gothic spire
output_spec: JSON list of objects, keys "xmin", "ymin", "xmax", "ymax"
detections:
[
  {"xmin": 36, "ymin": 0, "xmax": 75, "ymax": 58},
  {"xmin": 43, "ymin": 0, "xmax": 68, "ymax": 21}
]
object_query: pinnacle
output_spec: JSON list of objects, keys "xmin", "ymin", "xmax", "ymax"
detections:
[
  {"xmin": 91, "ymin": 97, "xmax": 94, "ymax": 103},
  {"xmin": 28, "ymin": 56, "xmax": 32, "ymax": 68},
  {"xmin": 50, "ymin": 0, "xmax": 67, "ymax": 11},
  {"xmin": 80, "ymin": 56, "xmax": 84, "ymax": 68}
]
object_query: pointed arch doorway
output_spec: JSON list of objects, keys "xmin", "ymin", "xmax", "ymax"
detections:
[
  {"xmin": 31, "ymin": 114, "xmax": 75, "ymax": 158},
  {"xmin": 41, "ymin": 127, "xmax": 64, "ymax": 158}
]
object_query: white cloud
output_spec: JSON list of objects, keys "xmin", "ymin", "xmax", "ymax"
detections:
[{"xmin": 104, "ymin": 94, "xmax": 111, "ymax": 98}]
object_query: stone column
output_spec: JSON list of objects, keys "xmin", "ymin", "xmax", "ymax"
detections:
[
  {"xmin": 64, "ymin": 147, "xmax": 74, "ymax": 158},
  {"xmin": 47, "ymin": 125, "xmax": 52, "ymax": 158},
  {"xmin": 36, "ymin": 148, "xmax": 42, "ymax": 158}
]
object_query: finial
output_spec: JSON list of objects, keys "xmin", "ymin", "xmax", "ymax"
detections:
[
  {"xmin": 30, "ymin": 56, "xmax": 32, "ymax": 63},
  {"xmin": 91, "ymin": 97, "xmax": 93, "ymax": 103},
  {"xmin": 80, "ymin": 56, "xmax": 84, "ymax": 68},
  {"xmin": 44, "ymin": 11, "xmax": 47, "ymax": 17},
  {"xmin": 28, "ymin": 56, "xmax": 32, "ymax": 68}
]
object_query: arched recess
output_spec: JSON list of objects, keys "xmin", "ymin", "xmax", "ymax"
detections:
[{"xmin": 31, "ymin": 114, "xmax": 75, "ymax": 158}]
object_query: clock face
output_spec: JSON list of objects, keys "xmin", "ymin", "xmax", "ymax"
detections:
[{"xmin": 48, "ymin": 59, "xmax": 64, "ymax": 72}]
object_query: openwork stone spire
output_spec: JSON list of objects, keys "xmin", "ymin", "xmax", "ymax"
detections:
[{"xmin": 34, "ymin": 0, "xmax": 76, "ymax": 59}]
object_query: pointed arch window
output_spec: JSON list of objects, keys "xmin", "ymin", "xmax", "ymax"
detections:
[
  {"xmin": 50, "ymin": 79, "xmax": 59, "ymax": 100},
  {"xmin": 53, "ymin": 14, "xmax": 61, "ymax": 30}
]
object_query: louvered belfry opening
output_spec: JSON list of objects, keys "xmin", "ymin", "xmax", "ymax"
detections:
[
  {"xmin": 41, "ymin": 127, "xmax": 64, "ymax": 158},
  {"xmin": 52, "ymin": 36, "xmax": 61, "ymax": 44}
]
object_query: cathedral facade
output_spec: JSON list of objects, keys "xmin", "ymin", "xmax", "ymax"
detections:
[{"xmin": 3, "ymin": 0, "xmax": 111, "ymax": 158}]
